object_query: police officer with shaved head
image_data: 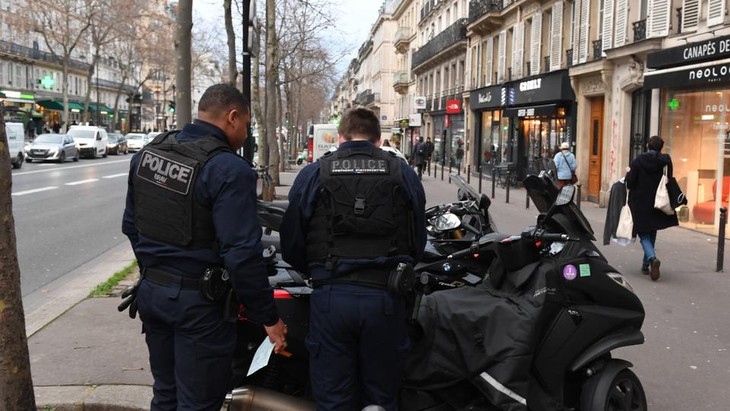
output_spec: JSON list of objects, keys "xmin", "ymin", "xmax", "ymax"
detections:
[
  {"xmin": 281, "ymin": 107, "xmax": 427, "ymax": 410},
  {"xmin": 122, "ymin": 83, "xmax": 287, "ymax": 411}
]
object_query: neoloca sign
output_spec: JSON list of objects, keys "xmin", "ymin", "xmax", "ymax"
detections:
[
  {"xmin": 647, "ymin": 35, "xmax": 730, "ymax": 69},
  {"xmin": 644, "ymin": 59, "xmax": 730, "ymax": 89}
]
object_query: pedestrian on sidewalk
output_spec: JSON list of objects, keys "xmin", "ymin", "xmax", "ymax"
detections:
[
  {"xmin": 122, "ymin": 84, "xmax": 287, "ymax": 410},
  {"xmin": 425, "ymin": 136, "xmax": 434, "ymax": 175},
  {"xmin": 280, "ymin": 107, "xmax": 426, "ymax": 411},
  {"xmin": 625, "ymin": 135, "xmax": 678, "ymax": 281},
  {"xmin": 553, "ymin": 142, "xmax": 577, "ymax": 188},
  {"xmin": 413, "ymin": 136, "xmax": 427, "ymax": 179}
]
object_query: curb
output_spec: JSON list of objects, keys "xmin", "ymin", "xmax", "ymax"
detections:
[{"xmin": 35, "ymin": 385, "xmax": 152, "ymax": 411}]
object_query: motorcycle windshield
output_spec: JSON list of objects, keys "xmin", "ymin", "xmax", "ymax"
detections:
[
  {"xmin": 451, "ymin": 174, "xmax": 480, "ymax": 202},
  {"xmin": 522, "ymin": 174, "xmax": 594, "ymax": 239}
]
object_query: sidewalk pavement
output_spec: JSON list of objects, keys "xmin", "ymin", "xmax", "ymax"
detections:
[{"xmin": 29, "ymin": 164, "xmax": 729, "ymax": 410}]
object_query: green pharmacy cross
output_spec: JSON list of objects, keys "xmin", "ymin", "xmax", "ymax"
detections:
[
  {"xmin": 667, "ymin": 98, "xmax": 680, "ymax": 111},
  {"xmin": 40, "ymin": 75, "xmax": 55, "ymax": 90}
]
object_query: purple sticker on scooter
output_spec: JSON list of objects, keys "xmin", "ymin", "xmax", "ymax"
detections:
[{"xmin": 563, "ymin": 264, "xmax": 578, "ymax": 281}]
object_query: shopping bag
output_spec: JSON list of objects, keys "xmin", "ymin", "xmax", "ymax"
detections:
[
  {"xmin": 654, "ymin": 166, "xmax": 674, "ymax": 215},
  {"xmin": 666, "ymin": 176, "xmax": 687, "ymax": 209},
  {"xmin": 615, "ymin": 204, "xmax": 634, "ymax": 243}
]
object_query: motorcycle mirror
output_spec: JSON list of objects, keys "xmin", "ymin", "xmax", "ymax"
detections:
[
  {"xmin": 479, "ymin": 193, "xmax": 491, "ymax": 211},
  {"xmin": 457, "ymin": 188, "xmax": 468, "ymax": 201},
  {"xmin": 432, "ymin": 213, "xmax": 461, "ymax": 231},
  {"xmin": 555, "ymin": 185, "xmax": 575, "ymax": 206}
]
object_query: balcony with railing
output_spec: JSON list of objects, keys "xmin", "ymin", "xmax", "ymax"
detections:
[
  {"xmin": 633, "ymin": 19, "xmax": 647, "ymax": 42},
  {"xmin": 358, "ymin": 40, "xmax": 373, "ymax": 60},
  {"xmin": 593, "ymin": 39, "xmax": 603, "ymax": 60},
  {"xmin": 468, "ymin": 0, "xmax": 504, "ymax": 34},
  {"xmin": 412, "ymin": 19, "xmax": 467, "ymax": 71},
  {"xmin": 394, "ymin": 26, "xmax": 412, "ymax": 54},
  {"xmin": 355, "ymin": 89, "xmax": 373, "ymax": 106},
  {"xmin": 0, "ymin": 40, "xmax": 90, "ymax": 72},
  {"xmin": 543, "ymin": 56, "xmax": 550, "ymax": 73},
  {"xmin": 393, "ymin": 71, "xmax": 410, "ymax": 95},
  {"xmin": 566, "ymin": 48, "xmax": 574, "ymax": 67}
]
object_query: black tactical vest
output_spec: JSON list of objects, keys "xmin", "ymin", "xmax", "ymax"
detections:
[
  {"xmin": 305, "ymin": 146, "xmax": 414, "ymax": 265},
  {"xmin": 133, "ymin": 131, "xmax": 233, "ymax": 249}
]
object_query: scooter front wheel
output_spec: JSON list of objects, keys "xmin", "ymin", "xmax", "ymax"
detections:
[{"xmin": 581, "ymin": 365, "xmax": 647, "ymax": 411}]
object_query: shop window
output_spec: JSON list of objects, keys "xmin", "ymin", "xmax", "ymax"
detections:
[{"xmin": 630, "ymin": 89, "xmax": 651, "ymax": 162}]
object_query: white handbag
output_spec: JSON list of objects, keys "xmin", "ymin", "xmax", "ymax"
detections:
[
  {"xmin": 615, "ymin": 190, "xmax": 634, "ymax": 244},
  {"xmin": 654, "ymin": 166, "xmax": 674, "ymax": 215}
]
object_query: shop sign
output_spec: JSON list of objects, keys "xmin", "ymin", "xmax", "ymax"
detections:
[
  {"xmin": 469, "ymin": 85, "xmax": 503, "ymax": 110},
  {"xmin": 446, "ymin": 99, "xmax": 461, "ymax": 114},
  {"xmin": 648, "ymin": 35, "xmax": 730, "ymax": 69},
  {"xmin": 1, "ymin": 90, "xmax": 34, "ymax": 100},
  {"xmin": 408, "ymin": 113, "xmax": 422, "ymax": 127},
  {"xmin": 414, "ymin": 96, "xmax": 427, "ymax": 110},
  {"xmin": 644, "ymin": 59, "xmax": 730, "ymax": 89},
  {"xmin": 507, "ymin": 70, "xmax": 574, "ymax": 106}
]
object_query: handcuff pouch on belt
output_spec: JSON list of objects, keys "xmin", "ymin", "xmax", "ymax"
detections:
[
  {"xmin": 313, "ymin": 263, "xmax": 415, "ymax": 295},
  {"xmin": 200, "ymin": 267, "xmax": 231, "ymax": 302}
]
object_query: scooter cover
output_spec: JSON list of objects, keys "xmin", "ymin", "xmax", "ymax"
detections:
[{"xmin": 404, "ymin": 259, "xmax": 550, "ymax": 410}]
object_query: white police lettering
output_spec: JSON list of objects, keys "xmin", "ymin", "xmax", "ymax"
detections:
[
  {"xmin": 519, "ymin": 78, "xmax": 542, "ymax": 92},
  {"xmin": 330, "ymin": 158, "xmax": 388, "ymax": 174},
  {"xmin": 137, "ymin": 151, "xmax": 195, "ymax": 195}
]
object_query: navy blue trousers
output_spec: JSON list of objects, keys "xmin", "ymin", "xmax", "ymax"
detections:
[
  {"xmin": 305, "ymin": 284, "xmax": 410, "ymax": 411},
  {"xmin": 136, "ymin": 278, "xmax": 236, "ymax": 411}
]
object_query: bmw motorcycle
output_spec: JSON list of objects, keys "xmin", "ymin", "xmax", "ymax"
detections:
[{"xmin": 231, "ymin": 173, "xmax": 646, "ymax": 411}]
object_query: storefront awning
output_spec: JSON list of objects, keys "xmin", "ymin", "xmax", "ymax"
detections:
[
  {"xmin": 643, "ymin": 57, "xmax": 730, "ymax": 90},
  {"xmin": 36, "ymin": 99, "xmax": 85, "ymax": 112},
  {"xmin": 68, "ymin": 101, "xmax": 85, "ymax": 113},
  {"xmin": 89, "ymin": 102, "xmax": 113, "ymax": 114}
]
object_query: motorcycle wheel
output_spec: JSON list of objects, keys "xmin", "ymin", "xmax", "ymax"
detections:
[{"xmin": 581, "ymin": 365, "xmax": 647, "ymax": 411}]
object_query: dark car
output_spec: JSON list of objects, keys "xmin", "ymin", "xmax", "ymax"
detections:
[
  {"xmin": 25, "ymin": 133, "xmax": 79, "ymax": 163},
  {"xmin": 107, "ymin": 133, "xmax": 128, "ymax": 155}
]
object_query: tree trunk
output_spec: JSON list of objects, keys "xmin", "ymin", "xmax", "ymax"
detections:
[
  {"xmin": 0, "ymin": 108, "xmax": 37, "ymax": 410},
  {"xmin": 62, "ymin": 62, "xmax": 70, "ymax": 133},
  {"xmin": 251, "ymin": 24, "xmax": 264, "ymax": 166},
  {"xmin": 83, "ymin": 53, "xmax": 99, "ymax": 124},
  {"xmin": 264, "ymin": 0, "xmax": 278, "ymax": 200},
  {"xmin": 224, "ymin": 0, "xmax": 237, "ymax": 85},
  {"xmin": 175, "ymin": 0, "xmax": 193, "ymax": 126}
]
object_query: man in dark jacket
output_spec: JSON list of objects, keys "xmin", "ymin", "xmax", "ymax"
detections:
[{"xmin": 625, "ymin": 135, "xmax": 678, "ymax": 281}]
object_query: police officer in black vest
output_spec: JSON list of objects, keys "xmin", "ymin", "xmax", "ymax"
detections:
[
  {"xmin": 281, "ymin": 107, "xmax": 426, "ymax": 410},
  {"xmin": 122, "ymin": 84, "xmax": 287, "ymax": 410}
]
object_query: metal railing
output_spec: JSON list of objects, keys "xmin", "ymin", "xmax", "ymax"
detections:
[
  {"xmin": 412, "ymin": 19, "xmax": 467, "ymax": 69},
  {"xmin": 393, "ymin": 71, "xmax": 410, "ymax": 87},
  {"xmin": 566, "ymin": 48, "xmax": 574, "ymax": 67},
  {"xmin": 593, "ymin": 39, "xmax": 603, "ymax": 60},
  {"xmin": 633, "ymin": 19, "xmax": 647, "ymax": 42},
  {"xmin": 468, "ymin": 0, "xmax": 504, "ymax": 23},
  {"xmin": 544, "ymin": 56, "xmax": 550, "ymax": 72},
  {"xmin": 0, "ymin": 39, "xmax": 90, "ymax": 72},
  {"xmin": 394, "ymin": 26, "xmax": 412, "ymax": 44}
]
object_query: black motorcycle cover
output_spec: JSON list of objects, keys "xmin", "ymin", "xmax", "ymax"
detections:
[{"xmin": 405, "ymin": 258, "xmax": 554, "ymax": 411}]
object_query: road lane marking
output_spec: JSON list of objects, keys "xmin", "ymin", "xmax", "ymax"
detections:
[
  {"xmin": 12, "ymin": 186, "xmax": 59, "ymax": 196},
  {"xmin": 12, "ymin": 158, "xmax": 132, "ymax": 176},
  {"xmin": 65, "ymin": 179, "xmax": 100, "ymax": 186},
  {"xmin": 103, "ymin": 173, "xmax": 128, "ymax": 179}
]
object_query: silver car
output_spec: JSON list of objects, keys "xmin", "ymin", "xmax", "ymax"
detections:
[
  {"xmin": 25, "ymin": 133, "xmax": 79, "ymax": 163},
  {"xmin": 125, "ymin": 133, "xmax": 147, "ymax": 152}
]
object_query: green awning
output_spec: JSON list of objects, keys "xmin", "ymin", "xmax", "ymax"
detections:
[
  {"xmin": 36, "ymin": 100, "xmax": 64, "ymax": 111},
  {"xmin": 89, "ymin": 102, "xmax": 113, "ymax": 114},
  {"xmin": 68, "ymin": 101, "xmax": 85, "ymax": 113}
]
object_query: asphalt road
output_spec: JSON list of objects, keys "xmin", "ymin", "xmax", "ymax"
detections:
[{"xmin": 10, "ymin": 153, "xmax": 133, "ymax": 297}]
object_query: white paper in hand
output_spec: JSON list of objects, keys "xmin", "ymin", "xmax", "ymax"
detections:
[{"xmin": 247, "ymin": 337, "xmax": 275, "ymax": 377}]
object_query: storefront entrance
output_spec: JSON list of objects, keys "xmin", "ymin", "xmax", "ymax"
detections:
[{"xmin": 588, "ymin": 97, "xmax": 604, "ymax": 202}]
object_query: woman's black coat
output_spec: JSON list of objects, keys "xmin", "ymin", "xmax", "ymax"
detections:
[{"xmin": 625, "ymin": 151, "xmax": 679, "ymax": 233}]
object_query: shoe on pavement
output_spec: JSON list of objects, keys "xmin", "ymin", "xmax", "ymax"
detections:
[
  {"xmin": 650, "ymin": 258, "xmax": 661, "ymax": 281},
  {"xmin": 641, "ymin": 266, "xmax": 649, "ymax": 275}
]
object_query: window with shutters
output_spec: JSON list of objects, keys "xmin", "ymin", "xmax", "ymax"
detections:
[
  {"xmin": 551, "ymin": 1, "xmax": 564, "ymax": 70},
  {"xmin": 647, "ymin": 0, "xmax": 670, "ymax": 38},
  {"xmin": 497, "ymin": 31, "xmax": 506, "ymax": 83},
  {"xmin": 578, "ymin": 0, "xmax": 590, "ymax": 63},
  {"xmin": 707, "ymin": 0, "xmax": 725, "ymax": 27},
  {"xmin": 486, "ymin": 37, "xmax": 494, "ymax": 85},
  {"xmin": 614, "ymin": 0, "xmax": 628, "ymax": 46},
  {"xmin": 513, "ymin": 22, "xmax": 525, "ymax": 79},
  {"xmin": 531, "ymin": 12, "xmax": 543, "ymax": 75},
  {"xmin": 572, "ymin": 0, "xmax": 581, "ymax": 56},
  {"xmin": 602, "ymin": 0, "xmax": 614, "ymax": 51},
  {"xmin": 681, "ymin": 0, "xmax": 699, "ymax": 33}
]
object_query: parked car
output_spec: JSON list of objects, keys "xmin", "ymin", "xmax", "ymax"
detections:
[
  {"xmin": 66, "ymin": 125, "xmax": 108, "ymax": 158},
  {"xmin": 25, "ymin": 133, "xmax": 79, "ymax": 163},
  {"xmin": 107, "ymin": 133, "xmax": 128, "ymax": 155},
  {"xmin": 145, "ymin": 131, "xmax": 162, "ymax": 145},
  {"xmin": 125, "ymin": 133, "xmax": 147, "ymax": 152},
  {"xmin": 5, "ymin": 122, "xmax": 25, "ymax": 169}
]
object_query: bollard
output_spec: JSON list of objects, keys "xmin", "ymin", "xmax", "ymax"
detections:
[
  {"xmin": 441, "ymin": 162, "xmax": 445, "ymax": 181},
  {"xmin": 433, "ymin": 159, "xmax": 437, "ymax": 177},
  {"xmin": 576, "ymin": 184, "xmax": 582, "ymax": 210},
  {"xmin": 505, "ymin": 170, "xmax": 511, "ymax": 203},
  {"xmin": 478, "ymin": 166, "xmax": 483, "ymax": 194},
  {"xmin": 526, "ymin": 188, "xmax": 530, "ymax": 209},
  {"xmin": 457, "ymin": 163, "xmax": 461, "ymax": 176},
  {"xmin": 491, "ymin": 167, "xmax": 496, "ymax": 199},
  {"xmin": 467, "ymin": 165, "xmax": 471, "ymax": 184},
  {"xmin": 718, "ymin": 207, "xmax": 727, "ymax": 272}
]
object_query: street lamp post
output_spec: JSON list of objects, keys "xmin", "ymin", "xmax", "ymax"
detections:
[{"xmin": 95, "ymin": 56, "xmax": 100, "ymax": 127}]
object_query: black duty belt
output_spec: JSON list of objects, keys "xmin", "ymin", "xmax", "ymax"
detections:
[
  {"xmin": 312, "ymin": 268, "xmax": 389, "ymax": 289},
  {"xmin": 144, "ymin": 267, "xmax": 201, "ymax": 290}
]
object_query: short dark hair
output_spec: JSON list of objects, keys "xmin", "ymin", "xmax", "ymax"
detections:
[
  {"xmin": 338, "ymin": 107, "xmax": 380, "ymax": 142},
  {"xmin": 647, "ymin": 135, "xmax": 664, "ymax": 152},
  {"xmin": 198, "ymin": 83, "xmax": 250, "ymax": 116}
]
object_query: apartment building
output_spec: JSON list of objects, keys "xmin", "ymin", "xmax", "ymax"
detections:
[{"xmin": 392, "ymin": 0, "xmax": 421, "ymax": 158}]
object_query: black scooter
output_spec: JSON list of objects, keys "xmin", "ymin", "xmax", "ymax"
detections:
[{"xmin": 229, "ymin": 174, "xmax": 646, "ymax": 411}]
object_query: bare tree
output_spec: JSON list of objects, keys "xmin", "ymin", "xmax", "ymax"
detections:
[
  {"xmin": 176, "ymin": 0, "xmax": 193, "ymax": 126},
  {"xmin": 0, "ymin": 107, "xmax": 36, "ymax": 409},
  {"xmin": 224, "ymin": 0, "xmax": 238, "ymax": 85},
  {"xmin": 29, "ymin": 0, "xmax": 95, "ymax": 132},
  {"xmin": 263, "ymin": 0, "xmax": 278, "ymax": 201}
]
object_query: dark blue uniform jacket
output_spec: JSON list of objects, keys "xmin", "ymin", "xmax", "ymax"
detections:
[
  {"xmin": 280, "ymin": 140, "xmax": 427, "ymax": 280},
  {"xmin": 122, "ymin": 120, "xmax": 278, "ymax": 325}
]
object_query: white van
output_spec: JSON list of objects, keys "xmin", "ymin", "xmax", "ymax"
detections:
[
  {"xmin": 67, "ymin": 125, "xmax": 108, "ymax": 158},
  {"xmin": 5, "ymin": 122, "xmax": 25, "ymax": 169},
  {"xmin": 308, "ymin": 124, "xmax": 339, "ymax": 163}
]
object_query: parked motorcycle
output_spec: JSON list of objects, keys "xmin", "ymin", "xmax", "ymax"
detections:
[{"xmin": 232, "ymin": 173, "xmax": 646, "ymax": 411}]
